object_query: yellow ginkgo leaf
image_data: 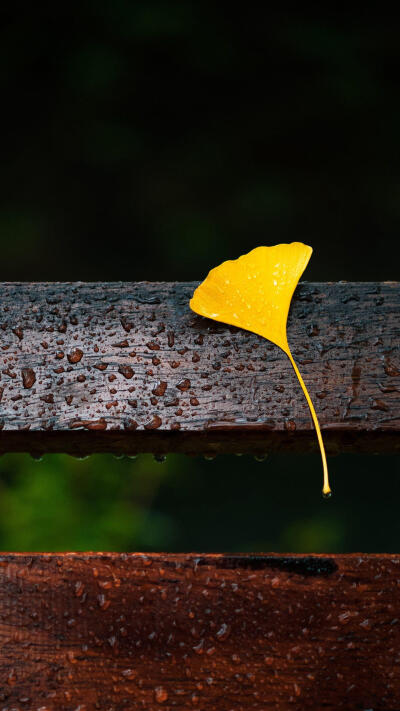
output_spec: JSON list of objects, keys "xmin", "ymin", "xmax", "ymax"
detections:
[{"xmin": 190, "ymin": 243, "xmax": 331, "ymax": 498}]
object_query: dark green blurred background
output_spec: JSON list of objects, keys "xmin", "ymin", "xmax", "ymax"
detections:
[{"xmin": 0, "ymin": 5, "xmax": 398, "ymax": 551}]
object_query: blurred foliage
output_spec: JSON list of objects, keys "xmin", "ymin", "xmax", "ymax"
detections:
[
  {"xmin": 0, "ymin": 453, "xmax": 399, "ymax": 552},
  {"xmin": 0, "ymin": 5, "xmax": 398, "ymax": 550}
]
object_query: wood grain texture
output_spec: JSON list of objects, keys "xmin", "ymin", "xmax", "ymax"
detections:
[
  {"xmin": 0, "ymin": 281, "xmax": 399, "ymax": 456},
  {"xmin": 1, "ymin": 553, "xmax": 400, "ymax": 709}
]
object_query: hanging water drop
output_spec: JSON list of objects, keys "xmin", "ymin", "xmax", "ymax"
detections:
[{"xmin": 254, "ymin": 454, "xmax": 268, "ymax": 462}]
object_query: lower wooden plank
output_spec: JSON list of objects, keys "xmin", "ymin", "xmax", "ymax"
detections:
[{"xmin": 0, "ymin": 553, "xmax": 399, "ymax": 709}]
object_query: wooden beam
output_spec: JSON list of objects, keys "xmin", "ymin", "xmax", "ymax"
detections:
[
  {"xmin": 1, "ymin": 553, "xmax": 400, "ymax": 708},
  {"xmin": 0, "ymin": 282, "xmax": 398, "ymax": 456}
]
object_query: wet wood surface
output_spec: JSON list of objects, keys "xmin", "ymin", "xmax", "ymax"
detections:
[
  {"xmin": 0, "ymin": 281, "xmax": 399, "ymax": 456},
  {"xmin": 1, "ymin": 552, "xmax": 400, "ymax": 709}
]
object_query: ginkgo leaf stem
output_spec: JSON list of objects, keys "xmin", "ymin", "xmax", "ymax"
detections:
[{"xmin": 287, "ymin": 349, "xmax": 331, "ymax": 498}]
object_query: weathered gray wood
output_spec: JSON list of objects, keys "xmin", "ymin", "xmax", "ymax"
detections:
[{"xmin": 0, "ymin": 281, "xmax": 398, "ymax": 456}]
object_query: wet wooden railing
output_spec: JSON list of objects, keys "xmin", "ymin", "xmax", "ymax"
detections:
[
  {"xmin": 0, "ymin": 281, "xmax": 398, "ymax": 456},
  {"xmin": 0, "ymin": 281, "xmax": 399, "ymax": 709}
]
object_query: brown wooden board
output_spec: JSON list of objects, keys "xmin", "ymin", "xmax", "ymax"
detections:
[
  {"xmin": 0, "ymin": 553, "xmax": 400, "ymax": 709},
  {"xmin": 0, "ymin": 281, "xmax": 399, "ymax": 456}
]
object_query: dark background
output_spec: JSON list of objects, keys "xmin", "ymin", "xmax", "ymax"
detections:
[{"xmin": 0, "ymin": 5, "xmax": 398, "ymax": 551}]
